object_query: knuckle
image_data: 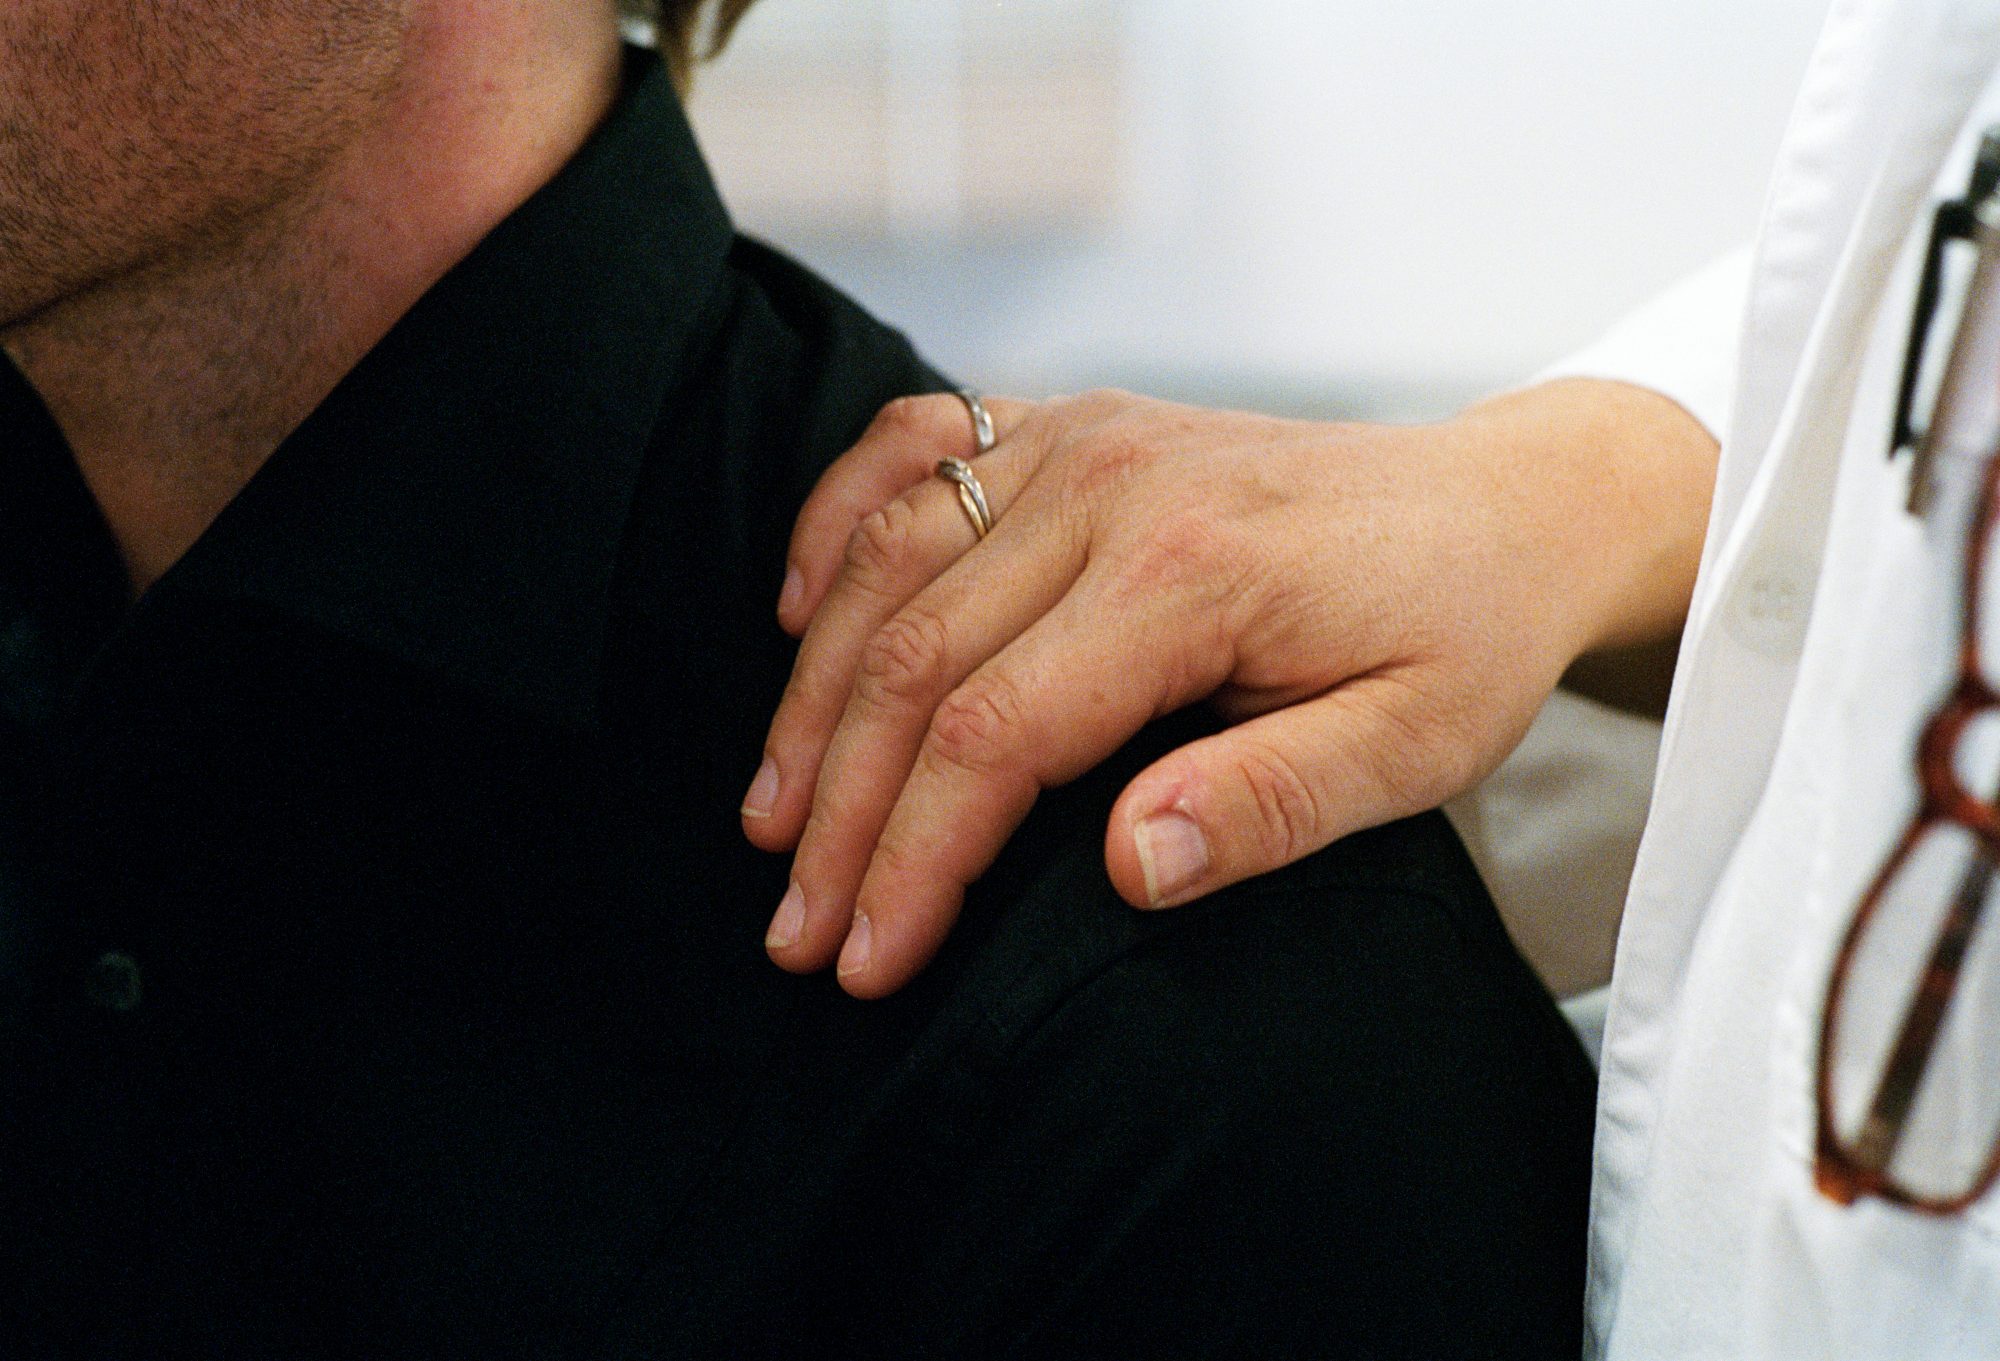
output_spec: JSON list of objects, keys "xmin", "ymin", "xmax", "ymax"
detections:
[
  {"xmin": 798, "ymin": 799, "xmax": 837, "ymax": 852},
  {"xmin": 844, "ymin": 499, "xmax": 921, "ymax": 590},
  {"xmin": 1072, "ymin": 386, "xmax": 1139, "ymax": 417},
  {"xmin": 1069, "ymin": 431, "xmax": 1156, "ymax": 500},
  {"xmin": 854, "ymin": 608, "xmax": 954, "ymax": 710},
  {"xmin": 797, "ymin": 793, "xmax": 852, "ymax": 864},
  {"xmin": 862, "ymin": 829, "xmax": 929, "ymax": 889},
  {"xmin": 1355, "ymin": 738, "xmax": 1435, "ymax": 821},
  {"xmin": 871, "ymin": 393, "xmax": 953, "ymax": 444},
  {"xmin": 1234, "ymin": 742, "xmax": 1325, "ymax": 866},
  {"xmin": 1350, "ymin": 687, "xmax": 1463, "ymax": 817},
  {"xmin": 926, "ymin": 674, "xmax": 1031, "ymax": 775}
]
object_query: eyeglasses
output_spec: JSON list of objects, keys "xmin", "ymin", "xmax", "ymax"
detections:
[{"xmin": 1815, "ymin": 131, "xmax": 2000, "ymax": 1214}]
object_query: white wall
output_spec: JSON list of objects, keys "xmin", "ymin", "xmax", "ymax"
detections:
[{"xmin": 692, "ymin": 0, "xmax": 1831, "ymax": 419}]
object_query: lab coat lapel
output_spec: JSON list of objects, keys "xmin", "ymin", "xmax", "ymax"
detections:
[{"xmin": 1590, "ymin": 0, "xmax": 2000, "ymax": 1350}]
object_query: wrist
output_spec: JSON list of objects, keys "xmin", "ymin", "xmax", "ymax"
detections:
[{"xmin": 1451, "ymin": 376, "xmax": 1720, "ymax": 665}]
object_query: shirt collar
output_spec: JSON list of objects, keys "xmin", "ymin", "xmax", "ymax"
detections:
[{"xmin": 153, "ymin": 45, "xmax": 735, "ymax": 728}]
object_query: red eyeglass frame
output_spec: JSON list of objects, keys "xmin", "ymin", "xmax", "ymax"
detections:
[{"xmin": 1814, "ymin": 409, "xmax": 2000, "ymax": 1214}]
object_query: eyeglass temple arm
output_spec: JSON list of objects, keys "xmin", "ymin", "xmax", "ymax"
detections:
[{"xmin": 1851, "ymin": 849, "xmax": 1996, "ymax": 1172}]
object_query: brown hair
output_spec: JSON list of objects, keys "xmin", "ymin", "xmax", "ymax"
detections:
[{"xmin": 621, "ymin": 0, "xmax": 760, "ymax": 89}]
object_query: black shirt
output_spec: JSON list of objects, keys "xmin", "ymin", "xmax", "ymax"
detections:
[{"xmin": 0, "ymin": 49, "xmax": 1595, "ymax": 1359}]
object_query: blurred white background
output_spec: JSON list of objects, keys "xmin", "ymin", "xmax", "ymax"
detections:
[{"xmin": 689, "ymin": 0, "xmax": 1830, "ymax": 420}]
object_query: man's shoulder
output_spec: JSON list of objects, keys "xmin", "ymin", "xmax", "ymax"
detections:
[
  {"xmin": 681, "ymin": 233, "xmax": 944, "ymax": 508},
  {"xmin": 525, "ymin": 229, "xmax": 1596, "ymax": 1352},
  {"xmin": 594, "ymin": 232, "xmax": 941, "ymax": 731},
  {"xmin": 839, "ymin": 704, "xmax": 1571, "ymax": 1089},
  {"xmin": 757, "ymin": 709, "xmax": 1598, "ymax": 1358}
]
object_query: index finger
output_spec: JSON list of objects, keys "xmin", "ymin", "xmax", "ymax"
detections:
[
  {"xmin": 781, "ymin": 392, "xmax": 1034, "ymax": 635},
  {"xmin": 833, "ymin": 563, "xmax": 1235, "ymax": 997}
]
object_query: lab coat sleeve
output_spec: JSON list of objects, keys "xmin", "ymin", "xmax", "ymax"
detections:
[
  {"xmin": 1533, "ymin": 245, "xmax": 1754, "ymax": 444},
  {"xmin": 1453, "ymin": 247, "xmax": 1753, "ymax": 1029}
]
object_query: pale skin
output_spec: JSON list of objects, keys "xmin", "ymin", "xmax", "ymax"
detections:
[
  {"xmin": 0, "ymin": 0, "xmax": 625, "ymax": 593},
  {"xmin": 750, "ymin": 379, "xmax": 1720, "ymax": 999}
]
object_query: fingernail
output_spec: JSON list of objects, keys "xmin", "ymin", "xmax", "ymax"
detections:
[
  {"xmin": 741, "ymin": 756, "xmax": 780, "ymax": 819},
  {"xmin": 836, "ymin": 912, "xmax": 873, "ymax": 977},
  {"xmin": 1135, "ymin": 811, "xmax": 1209, "ymax": 907},
  {"xmin": 778, "ymin": 565, "xmax": 804, "ymax": 618},
  {"xmin": 766, "ymin": 882, "xmax": 806, "ymax": 950}
]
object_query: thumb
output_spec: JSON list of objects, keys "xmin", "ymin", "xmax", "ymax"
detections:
[{"xmin": 1104, "ymin": 673, "xmax": 1477, "ymax": 910}]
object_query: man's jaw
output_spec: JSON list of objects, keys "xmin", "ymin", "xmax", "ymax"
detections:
[{"xmin": 0, "ymin": 2, "xmax": 626, "ymax": 595}]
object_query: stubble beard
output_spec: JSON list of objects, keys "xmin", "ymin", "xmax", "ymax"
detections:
[{"xmin": 0, "ymin": 1, "xmax": 410, "ymax": 334}]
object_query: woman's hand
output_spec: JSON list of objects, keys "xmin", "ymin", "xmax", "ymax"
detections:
[{"xmin": 744, "ymin": 381, "xmax": 1717, "ymax": 998}]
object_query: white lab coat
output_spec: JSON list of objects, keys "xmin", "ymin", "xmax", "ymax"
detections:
[{"xmin": 1540, "ymin": 0, "xmax": 2000, "ymax": 1353}]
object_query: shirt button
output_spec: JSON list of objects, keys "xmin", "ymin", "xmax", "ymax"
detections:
[
  {"xmin": 83, "ymin": 951, "xmax": 144, "ymax": 1012},
  {"xmin": 1742, "ymin": 571, "xmax": 1806, "ymax": 625},
  {"xmin": 1727, "ymin": 560, "xmax": 1813, "ymax": 656}
]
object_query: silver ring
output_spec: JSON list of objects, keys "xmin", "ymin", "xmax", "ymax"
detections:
[
  {"xmin": 956, "ymin": 388, "xmax": 997, "ymax": 455},
  {"xmin": 935, "ymin": 456, "xmax": 993, "ymax": 540}
]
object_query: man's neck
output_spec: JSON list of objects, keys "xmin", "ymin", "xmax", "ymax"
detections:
[{"xmin": 0, "ymin": 8, "xmax": 623, "ymax": 595}]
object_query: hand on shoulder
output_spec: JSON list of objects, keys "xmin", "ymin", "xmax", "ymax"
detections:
[{"xmin": 744, "ymin": 379, "xmax": 1717, "ymax": 996}]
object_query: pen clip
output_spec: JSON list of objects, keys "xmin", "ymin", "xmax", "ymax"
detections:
[
  {"xmin": 1895, "ymin": 129, "xmax": 2000, "ymax": 515},
  {"xmin": 1890, "ymin": 196, "xmax": 1979, "ymax": 460}
]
